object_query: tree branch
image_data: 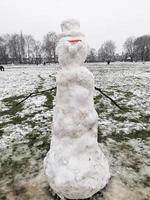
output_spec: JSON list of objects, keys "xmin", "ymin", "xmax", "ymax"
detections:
[
  {"xmin": 16, "ymin": 86, "xmax": 122, "ymax": 110},
  {"xmin": 15, "ymin": 87, "xmax": 56, "ymax": 106},
  {"xmin": 95, "ymin": 87, "xmax": 122, "ymax": 110}
]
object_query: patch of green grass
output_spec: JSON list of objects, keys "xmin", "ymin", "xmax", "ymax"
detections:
[
  {"xmin": 94, "ymin": 94, "xmax": 102, "ymax": 104},
  {"xmin": 127, "ymin": 164, "xmax": 140, "ymax": 173},
  {"xmin": 0, "ymin": 75, "xmax": 54, "ymax": 192},
  {"xmin": 1, "ymin": 95, "xmax": 24, "ymax": 117},
  {"xmin": 0, "ymin": 129, "xmax": 4, "ymax": 137},
  {"xmin": 0, "ymin": 111, "xmax": 43, "ymax": 137},
  {"xmin": 25, "ymin": 130, "xmax": 50, "ymax": 152},
  {"xmin": 94, "ymin": 95, "xmax": 109, "ymax": 114},
  {"xmin": 97, "ymin": 126, "xmax": 104, "ymax": 143},
  {"xmin": 0, "ymin": 74, "xmax": 55, "ymax": 136},
  {"xmin": 0, "ymin": 95, "xmax": 25, "ymax": 135},
  {"xmin": 44, "ymin": 90, "xmax": 56, "ymax": 110},
  {"xmin": 0, "ymin": 152, "xmax": 31, "ymax": 179},
  {"xmin": 126, "ymin": 129, "xmax": 150, "ymax": 140},
  {"xmin": 108, "ymin": 131, "xmax": 126, "ymax": 142},
  {"xmin": 36, "ymin": 75, "xmax": 45, "ymax": 91},
  {"xmin": 0, "ymin": 121, "xmax": 13, "ymax": 129},
  {"xmin": 113, "ymin": 115, "xmax": 128, "ymax": 122},
  {"xmin": 119, "ymin": 142, "xmax": 134, "ymax": 151},
  {"xmin": 36, "ymin": 74, "xmax": 56, "ymax": 110},
  {"xmin": 0, "ymin": 128, "xmax": 51, "ymax": 182},
  {"xmin": 143, "ymin": 176, "xmax": 150, "ymax": 187},
  {"xmin": 25, "ymin": 130, "xmax": 41, "ymax": 147},
  {"xmin": 98, "ymin": 128, "xmax": 150, "ymax": 143},
  {"xmin": 12, "ymin": 116, "xmax": 24, "ymax": 124},
  {"xmin": 123, "ymin": 156, "xmax": 143, "ymax": 173},
  {"xmin": 139, "ymin": 114, "xmax": 150, "ymax": 123}
]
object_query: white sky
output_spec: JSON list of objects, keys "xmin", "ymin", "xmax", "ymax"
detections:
[{"xmin": 0, "ymin": 0, "xmax": 150, "ymax": 53}]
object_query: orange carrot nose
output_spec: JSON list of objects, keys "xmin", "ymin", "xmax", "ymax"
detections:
[{"xmin": 68, "ymin": 39, "xmax": 82, "ymax": 43}]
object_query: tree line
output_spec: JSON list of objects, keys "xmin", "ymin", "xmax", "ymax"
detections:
[
  {"xmin": 0, "ymin": 32, "xmax": 150, "ymax": 64},
  {"xmin": 0, "ymin": 32, "xmax": 57, "ymax": 65},
  {"xmin": 87, "ymin": 35, "xmax": 150, "ymax": 63}
]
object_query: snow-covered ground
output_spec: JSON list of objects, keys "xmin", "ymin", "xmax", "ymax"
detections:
[{"xmin": 0, "ymin": 62, "xmax": 150, "ymax": 199}]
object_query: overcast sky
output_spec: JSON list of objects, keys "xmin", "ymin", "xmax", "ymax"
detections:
[{"xmin": 0, "ymin": 0, "xmax": 150, "ymax": 52}]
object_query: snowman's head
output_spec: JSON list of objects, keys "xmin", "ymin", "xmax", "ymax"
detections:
[{"xmin": 57, "ymin": 19, "xmax": 89, "ymax": 67}]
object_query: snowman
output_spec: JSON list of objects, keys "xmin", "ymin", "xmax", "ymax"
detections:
[{"xmin": 44, "ymin": 19, "xmax": 110, "ymax": 199}]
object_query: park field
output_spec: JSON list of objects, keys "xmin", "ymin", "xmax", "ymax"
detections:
[{"xmin": 0, "ymin": 62, "xmax": 150, "ymax": 199}]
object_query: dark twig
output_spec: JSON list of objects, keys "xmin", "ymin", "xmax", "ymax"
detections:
[
  {"xmin": 16, "ymin": 87, "xmax": 56, "ymax": 106},
  {"xmin": 95, "ymin": 87, "xmax": 122, "ymax": 110},
  {"xmin": 16, "ymin": 86, "xmax": 122, "ymax": 110}
]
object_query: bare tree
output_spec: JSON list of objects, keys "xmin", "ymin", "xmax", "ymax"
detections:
[
  {"xmin": 0, "ymin": 35, "xmax": 9, "ymax": 64},
  {"xmin": 134, "ymin": 35, "xmax": 150, "ymax": 61},
  {"xmin": 19, "ymin": 32, "xmax": 25, "ymax": 63},
  {"xmin": 42, "ymin": 32, "xmax": 58, "ymax": 63},
  {"xmin": 123, "ymin": 37, "xmax": 135, "ymax": 62},
  {"xmin": 8, "ymin": 33, "xmax": 25, "ymax": 64},
  {"xmin": 34, "ymin": 40, "xmax": 42, "ymax": 65},
  {"xmin": 8, "ymin": 34, "xmax": 19, "ymax": 63},
  {"xmin": 24, "ymin": 35, "xmax": 35, "ymax": 61},
  {"xmin": 98, "ymin": 40, "xmax": 116, "ymax": 63},
  {"xmin": 86, "ymin": 48, "xmax": 97, "ymax": 62}
]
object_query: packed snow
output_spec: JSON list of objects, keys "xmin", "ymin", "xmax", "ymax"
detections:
[{"xmin": 44, "ymin": 18, "xmax": 110, "ymax": 199}]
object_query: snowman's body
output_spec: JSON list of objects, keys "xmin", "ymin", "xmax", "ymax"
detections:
[{"xmin": 44, "ymin": 19, "xmax": 110, "ymax": 199}]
